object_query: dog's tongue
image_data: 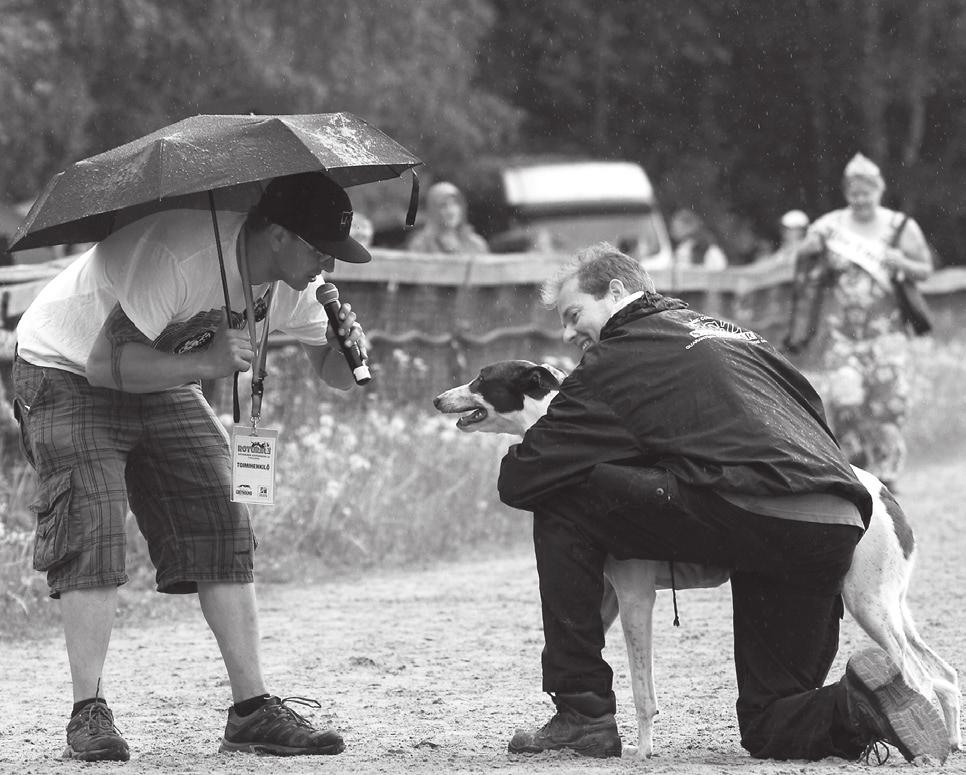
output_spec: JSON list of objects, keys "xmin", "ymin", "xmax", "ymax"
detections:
[{"xmin": 456, "ymin": 408, "xmax": 487, "ymax": 428}]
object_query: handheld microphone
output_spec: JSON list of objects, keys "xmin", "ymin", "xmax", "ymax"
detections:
[{"xmin": 316, "ymin": 282, "xmax": 372, "ymax": 385}]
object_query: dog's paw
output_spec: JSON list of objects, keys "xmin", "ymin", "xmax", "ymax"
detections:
[{"xmin": 621, "ymin": 744, "xmax": 653, "ymax": 761}]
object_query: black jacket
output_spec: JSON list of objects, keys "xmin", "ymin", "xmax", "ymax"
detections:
[{"xmin": 498, "ymin": 297, "xmax": 873, "ymax": 523}]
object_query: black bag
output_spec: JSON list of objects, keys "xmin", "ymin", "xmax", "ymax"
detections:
[
  {"xmin": 890, "ymin": 214, "xmax": 933, "ymax": 336},
  {"xmin": 893, "ymin": 278, "xmax": 933, "ymax": 335},
  {"xmin": 783, "ymin": 249, "xmax": 836, "ymax": 355}
]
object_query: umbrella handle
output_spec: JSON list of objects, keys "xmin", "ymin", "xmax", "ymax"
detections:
[
  {"xmin": 207, "ymin": 190, "xmax": 242, "ymax": 422},
  {"xmin": 206, "ymin": 192, "xmax": 235, "ymax": 327}
]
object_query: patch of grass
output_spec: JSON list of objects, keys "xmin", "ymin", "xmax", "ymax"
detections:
[
  {"xmin": 905, "ymin": 337, "xmax": 966, "ymax": 461},
  {"xmin": 0, "ymin": 397, "xmax": 527, "ymax": 638},
  {"xmin": 258, "ymin": 402, "xmax": 527, "ymax": 582},
  {"xmin": 0, "ymin": 439, "xmax": 47, "ymax": 636}
]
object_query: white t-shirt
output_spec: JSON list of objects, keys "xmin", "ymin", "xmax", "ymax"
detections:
[{"xmin": 16, "ymin": 209, "xmax": 329, "ymax": 376}]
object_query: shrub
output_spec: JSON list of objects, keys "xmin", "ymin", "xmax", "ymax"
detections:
[
  {"xmin": 0, "ymin": 396, "xmax": 526, "ymax": 636},
  {"xmin": 258, "ymin": 401, "xmax": 526, "ymax": 581},
  {"xmin": 0, "ymin": 442, "xmax": 46, "ymax": 633},
  {"xmin": 905, "ymin": 337, "xmax": 966, "ymax": 460}
]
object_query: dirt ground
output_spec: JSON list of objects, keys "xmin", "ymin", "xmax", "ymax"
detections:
[{"xmin": 1, "ymin": 458, "xmax": 964, "ymax": 775}]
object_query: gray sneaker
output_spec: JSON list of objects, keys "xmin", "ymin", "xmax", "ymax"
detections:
[
  {"xmin": 508, "ymin": 691, "xmax": 622, "ymax": 758},
  {"xmin": 63, "ymin": 701, "xmax": 130, "ymax": 762},
  {"xmin": 219, "ymin": 696, "xmax": 344, "ymax": 756},
  {"xmin": 844, "ymin": 647, "xmax": 949, "ymax": 765}
]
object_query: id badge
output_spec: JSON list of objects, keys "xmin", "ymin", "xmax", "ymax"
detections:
[{"xmin": 230, "ymin": 427, "xmax": 278, "ymax": 505}]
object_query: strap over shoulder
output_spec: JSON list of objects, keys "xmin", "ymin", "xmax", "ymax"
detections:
[{"xmin": 890, "ymin": 212, "xmax": 910, "ymax": 247}]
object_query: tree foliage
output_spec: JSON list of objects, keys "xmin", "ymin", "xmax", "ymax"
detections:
[
  {"xmin": 1, "ymin": 0, "xmax": 965, "ymax": 262},
  {"xmin": 480, "ymin": 0, "xmax": 966, "ymax": 262}
]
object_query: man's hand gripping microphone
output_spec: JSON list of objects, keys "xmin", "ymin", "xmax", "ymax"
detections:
[{"xmin": 316, "ymin": 282, "xmax": 372, "ymax": 385}]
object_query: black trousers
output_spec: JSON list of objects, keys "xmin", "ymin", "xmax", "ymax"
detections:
[{"xmin": 531, "ymin": 466, "xmax": 866, "ymax": 760}]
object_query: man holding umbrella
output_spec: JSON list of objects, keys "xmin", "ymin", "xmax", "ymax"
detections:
[{"xmin": 13, "ymin": 170, "xmax": 373, "ymax": 760}]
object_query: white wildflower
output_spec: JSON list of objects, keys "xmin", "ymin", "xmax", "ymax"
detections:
[{"xmin": 348, "ymin": 454, "xmax": 371, "ymax": 472}]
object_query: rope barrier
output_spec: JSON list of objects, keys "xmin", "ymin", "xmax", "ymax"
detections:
[
  {"xmin": 363, "ymin": 325, "xmax": 560, "ymax": 347},
  {"xmin": 266, "ymin": 324, "xmax": 559, "ymax": 353}
]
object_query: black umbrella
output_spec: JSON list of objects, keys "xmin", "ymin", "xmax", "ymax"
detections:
[{"xmin": 11, "ymin": 112, "xmax": 421, "ymax": 251}]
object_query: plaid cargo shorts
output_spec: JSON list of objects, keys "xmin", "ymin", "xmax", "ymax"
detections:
[{"xmin": 12, "ymin": 355, "xmax": 255, "ymax": 597}]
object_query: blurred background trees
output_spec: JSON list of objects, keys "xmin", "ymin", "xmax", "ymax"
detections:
[{"xmin": 1, "ymin": 0, "xmax": 965, "ymax": 264}]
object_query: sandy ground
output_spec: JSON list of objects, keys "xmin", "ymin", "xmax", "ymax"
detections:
[{"xmin": 1, "ymin": 459, "xmax": 964, "ymax": 775}]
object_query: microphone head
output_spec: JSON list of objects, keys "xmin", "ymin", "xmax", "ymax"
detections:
[{"xmin": 316, "ymin": 282, "xmax": 339, "ymax": 306}]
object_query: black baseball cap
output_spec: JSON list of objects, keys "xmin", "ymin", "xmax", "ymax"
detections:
[{"xmin": 254, "ymin": 172, "xmax": 371, "ymax": 263}]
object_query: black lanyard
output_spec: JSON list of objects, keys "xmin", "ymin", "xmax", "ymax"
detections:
[
  {"xmin": 206, "ymin": 195, "xmax": 275, "ymax": 427},
  {"xmin": 236, "ymin": 231, "xmax": 275, "ymax": 429}
]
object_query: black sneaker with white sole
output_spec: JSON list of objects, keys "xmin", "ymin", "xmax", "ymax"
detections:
[
  {"xmin": 63, "ymin": 701, "xmax": 130, "ymax": 762},
  {"xmin": 219, "ymin": 696, "xmax": 345, "ymax": 756},
  {"xmin": 843, "ymin": 647, "xmax": 950, "ymax": 765}
]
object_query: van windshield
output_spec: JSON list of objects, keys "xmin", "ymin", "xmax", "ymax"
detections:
[{"xmin": 499, "ymin": 212, "xmax": 665, "ymax": 258}]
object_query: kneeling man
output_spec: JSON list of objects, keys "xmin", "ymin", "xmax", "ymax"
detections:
[{"xmin": 499, "ymin": 242, "xmax": 948, "ymax": 764}]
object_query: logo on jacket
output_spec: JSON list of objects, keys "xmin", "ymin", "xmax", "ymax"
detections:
[{"xmin": 685, "ymin": 316, "xmax": 763, "ymax": 350}]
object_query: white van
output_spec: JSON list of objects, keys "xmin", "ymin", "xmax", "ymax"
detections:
[{"xmin": 478, "ymin": 159, "xmax": 673, "ymax": 265}]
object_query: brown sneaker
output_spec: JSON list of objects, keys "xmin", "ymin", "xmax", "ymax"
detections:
[
  {"xmin": 508, "ymin": 691, "xmax": 621, "ymax": 758},
  {"xmin": 844, "ymin": 648, "xmax": 949, "ymax": 765},
  {"xmin": 63, "ymin": 701, "xmax": 130, "ymax": 762},
  {"xmin": 219, "ymin": 696, "xmax": 344, "ymax": 756}
]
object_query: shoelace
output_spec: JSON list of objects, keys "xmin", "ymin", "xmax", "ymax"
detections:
[
  {"xmin": 77, "ymin": 703, "xmax": 123, "ymax": 737},
  {"xmin": 860, "ymin": 740, "xmax": 891, "ymax": 765},
  {"xmin": 275, "ymin": 696, "xmax": 322, "ymax": 729},
  {"xmin": 534, "ymin": 701, "xmax": 569, "ymax": 736}
]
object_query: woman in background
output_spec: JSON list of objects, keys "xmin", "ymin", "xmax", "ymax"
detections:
[
  {"xmin": 668, "ymin": 208, "xmax": 728, "ymax": 270},
  {"xmin": 406, "ymin": 181, "xmax": 489, "ymax": 254},
  {"xmin": 786, "ymin": 153, "xmax": 932, "ymax": 489}
]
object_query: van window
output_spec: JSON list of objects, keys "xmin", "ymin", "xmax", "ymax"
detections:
[
  {"xmin": 494, "ymin": 211, "xmax": 665, "ymax": 259},
  {"xmin": 453, "ymin": 159, "xmax": 673, "ymax": 262}
]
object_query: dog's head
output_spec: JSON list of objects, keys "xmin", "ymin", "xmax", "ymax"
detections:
[{"xmin": 433, "ymin": 360, "xmax": 566, "ymax": 436}]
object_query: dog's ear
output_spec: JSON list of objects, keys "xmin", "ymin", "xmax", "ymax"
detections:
[
  {"xmin": 538, "ymin": 363, "xmax": 567, "ymax": 384},
  {"xmin": 524, "ymin": 364, "xmax": 564, "ymax": 395}
]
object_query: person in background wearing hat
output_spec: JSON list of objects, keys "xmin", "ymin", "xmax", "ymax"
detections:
[
  {"xmin": 13, "ymin": 172, "xmax": 368, "ymax": 761},
  {"xmin": 777, "ymin": 209, "xmax": 809, "ymax": 263},
  {"xmin": 783, "ymin": 154, "xmax": 932, "ymax": 490},
  {"xmin": 753, "ymin": 210, "xmax": 811, "ymax": 271},
  {"xmin": 405, "ymin": 181, "xmax": 489, "ymax": 254}
]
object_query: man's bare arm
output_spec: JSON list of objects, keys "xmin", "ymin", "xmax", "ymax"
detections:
[
  {"xmin": 97, "ymin": 304, "xmax": 150, "ymax": 392},
  {"xmin": 86, "ymin": 304, "xmax": 254, "ymax": 392}
]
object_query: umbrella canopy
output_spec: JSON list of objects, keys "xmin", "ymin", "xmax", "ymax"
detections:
[
  {"xmin": 11, "ymin": 112, "xmax": 421, "ymax": 251},
  {"xmin": 0, "ymin": 201, "xmax": 59, "ymax": 264}
]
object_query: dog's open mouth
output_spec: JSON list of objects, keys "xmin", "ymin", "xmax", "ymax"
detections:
[{"xmin": 456, "ymin": 408, "xmax": 488, "ymax": 428}]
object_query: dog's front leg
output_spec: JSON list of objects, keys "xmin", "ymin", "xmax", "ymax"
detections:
[{"xmin": 605, "ymin": 556, "xmax": 659, "ymax": 760}]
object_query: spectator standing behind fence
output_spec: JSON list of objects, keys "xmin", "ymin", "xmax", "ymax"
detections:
[
  {"xmin": 775, "ymin": 209, "xmax": 810, "ymax": 266},
  {"xmin": 754, "ymin": 210, "xmax": 810, "ymax": 271},
  {"xmin": 783, "ymin": 153, "xmax": 932, "ymax": 490},
  {"xmin": 349, "ymin": 211, "xmax": 374, "ymax": 248},
  {"xmin": 668, "ymin": 208, "xmax": 728, "ymax": 270},
  {"xmin": 405, "ymin": 181, "xmax": 489, "ymax": 254}
]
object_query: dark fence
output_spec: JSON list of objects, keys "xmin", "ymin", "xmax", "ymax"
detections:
[{"xmin": 3, "ymin": 251, "xmax": 965, "ymax": 420}]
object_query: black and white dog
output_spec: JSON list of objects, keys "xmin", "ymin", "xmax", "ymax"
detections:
[{"xmin": 434, "ymin": 359, "xmax": 961, "ymax": 759}]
